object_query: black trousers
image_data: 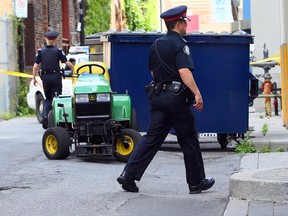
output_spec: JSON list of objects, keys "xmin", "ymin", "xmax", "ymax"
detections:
[
  {"xmin": 124, "ymin": 90, "xmax": 205, "ymax": 185},
  {"xmin": 42, "ymin": 72, "xmax": 62, "ymax": 118}
]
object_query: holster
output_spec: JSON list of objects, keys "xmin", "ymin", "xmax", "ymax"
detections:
[
  {"xmin": 144, "ymin": 81, "xmax": 155, "ymax": 101},
  {"xmin": 154, "ymin": 82, "xmax": 162, "ymax": 95},
  {"xmin": 181, "ymin": 85, "xmax": 195, "ymax": 105},
  {"xmin": 61, "ymin": 68, "xmax": 65, "ymax": 79},
  {"xmin": 38, "ymin": 69, "xmax": 43, "ymax": 80},
  {"xmin": 144, "ymin": 81, "xmax": 162, "ymax": 101}
]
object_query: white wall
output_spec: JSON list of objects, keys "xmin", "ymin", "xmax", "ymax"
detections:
[{"xmin": 250, "ymin": 0, "xmax": 282, "ymax": 112}]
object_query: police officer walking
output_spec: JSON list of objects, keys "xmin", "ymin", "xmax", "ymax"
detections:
[
  {"xmin": 32, "ymin": 31, "xmax": 74, "ymax": 129},
  {"xmin": 117, "ymin": 5, "xmax": 215, "ymax": 194}
]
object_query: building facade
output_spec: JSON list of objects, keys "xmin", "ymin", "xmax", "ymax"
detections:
[
  {"xmin": 0, "ymin": 0, "xmax": 80, "ymax": 116},
  {"xmin": 0, "ymin": 1, "xmax": 18, "ymax": 116},
  {"xmin": 159, "ymin": 0, "xmax": 241, "ymax": 33},
  {"xmin": 24, "ymin": 0, "xmax": 80, "ymax": 70}
]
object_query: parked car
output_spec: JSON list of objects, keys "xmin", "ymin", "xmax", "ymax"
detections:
[
  {"xmin": 62, "ymin": 46, "xmax": 89, "ymax": 69},
  {"xmin": 26, "ymin": 70, "xmax": 73, "ymax": 123}
]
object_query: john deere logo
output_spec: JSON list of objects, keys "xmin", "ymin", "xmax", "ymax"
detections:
[{"xmin": 89, "ymin": 95, "xmax": 96, "ymax": 101}]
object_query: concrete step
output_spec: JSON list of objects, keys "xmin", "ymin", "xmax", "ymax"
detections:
[
  {"xmin": 229, "ymin": 167, "xmax": 288, "ymax": 202},
  {"xmin": 229, "ymin": 153, "xmax": 288, "ymax": 202}
]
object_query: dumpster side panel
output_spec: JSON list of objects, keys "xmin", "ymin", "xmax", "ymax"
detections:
[
  {"xmin": 109, "ymin": 42, "xmax": 152, "ymax": 131},
  {"xmin": 191, "ymin": 42, "xmax": 250, "ymax": 133},
  {"xmin": 108, "ymin": 34, "xmax": 252, "ymax": 133}
]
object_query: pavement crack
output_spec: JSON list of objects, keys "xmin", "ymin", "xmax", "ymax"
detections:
[
  {"xmin": 257, "ymin": 153, "xmax": 260, "ymax": 169},
  {"xmin": 0, "ymin": 186, "xmax": 31, "ymax": 191}
]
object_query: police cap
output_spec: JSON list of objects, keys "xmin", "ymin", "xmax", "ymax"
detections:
[
  {"xmin": 44, "ymin": 31, "xmax": 59, "ymax": 40},
  {"xmin": 160, "ymin": 5, "xmax": 190, "ymax": 23}
]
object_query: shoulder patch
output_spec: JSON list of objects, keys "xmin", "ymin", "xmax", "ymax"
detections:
[
  {"xmin": 181, "ymin": 38, "xmax": 187, "ymax": 43},
  {"xmin": 183, "ymin": 45, "xmax": 190, "ymax": 55},
  {"xmin": 36, "ymin": 48, "xmax": 41, "ymax": 57}
]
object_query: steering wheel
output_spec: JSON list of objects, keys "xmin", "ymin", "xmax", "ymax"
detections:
[{"xmin": 76, "ymin": 63, "xmax": 106, "ymax": 76}]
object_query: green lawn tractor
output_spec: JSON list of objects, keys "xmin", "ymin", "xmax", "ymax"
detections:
[{"xmin": 42, "ymin": 61, "xmax": 142, "ymax": 162}]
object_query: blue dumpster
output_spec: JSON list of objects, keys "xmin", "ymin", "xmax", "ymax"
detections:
[{"xmin": 101, "ymin": 32, "xmax": 254, "ymax": 137}]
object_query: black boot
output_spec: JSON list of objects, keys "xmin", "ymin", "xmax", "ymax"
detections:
[
  {"xmin": 42, "ymin": 117, "xmax": 48, "ymax": 129},
  {"xmin": 189, "ymin": 178, "xmax": 215, "ymax": 194},
  {"xmin": 117, "ymin": 171, "xmax": 139, "ymax": 193}
]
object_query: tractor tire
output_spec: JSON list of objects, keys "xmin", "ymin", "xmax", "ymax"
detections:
[
  {"xmin": 131, "ymin": 108, "xmax": 138, "ymax": 130},
  {"xmin": 48, "ymin": 110, "xmax": 54, "ymax": 128},
  {"xmin": 115, "ymin": 129, "xmax": 142, "ymax": 162},
  {"xmin": 217, "ymin": 133, "xmax": 229, "ymax": 149},
  {"xmin": 42, "ymin": 127, "xmax": 71, "ymax": 160},
  {"xmin": 36, "ymin": 93, "xmax": 44, "ymax": 123}
]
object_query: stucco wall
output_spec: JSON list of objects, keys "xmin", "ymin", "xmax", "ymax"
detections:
[
  {"xmin": 0, "ymin": 16, "xmax": 18, "ymax": 115},
  {"xmin": 0, "ymin": 1, "xmax": 13, "ymax": 17}
]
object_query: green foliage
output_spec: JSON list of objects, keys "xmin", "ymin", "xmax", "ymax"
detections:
[
  {"xmin": 9, "ymin": 16, "xmax": 34, "ymax": 117},
  {"xmin": 84, "ymin": 0, "xmax": 157, "ymax": 35},
  {"xmin": 123, "ymin": 0, "xmax": 157, "ymax": 31},
  {"xmin": 235, "ymin": 131, "xmax": 257, "ymax": 153},
  {"xmin": 276, "ymin": 147, "xmax": 285, "ymax": 152},
  {"xmin": 258, "ymin": 143, "xmax": 272, "ymax": 153},
  {"xmin": 123, "ymin": 0, "xmax": 145, "ymax": 30},
  {"xmin": 85, "ymin": 0, "xmax": 111, "ymax": 35},
  {"xmin": 261, "ymin": 123, "xmax": 268, "ymax": 136},
  {"xmin": 0, "ymin": 113, "xmax": 14, "ymax": 120},
  {"xmin": 141, "ymin": 0, "xmax": 158, "ymax": 31},
  {"xmin": 10, "ymin": 16, "xmax": 24, "ymax": 46},
  {"xmin": 235, "ymin": 122, "xmax": 284, "ymax": 153},
  {"xmin": 16, "ymin": 78, "xmax": 35, "ymax": 117}
]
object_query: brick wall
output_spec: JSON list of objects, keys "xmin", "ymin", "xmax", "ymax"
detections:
[
  {"xmin": 31, "ymin": 0, "xmax": 79, "ymax": 50},
  {"xmin": 69, "ymin": 0, "xmax": 80, "ymax": 46}
]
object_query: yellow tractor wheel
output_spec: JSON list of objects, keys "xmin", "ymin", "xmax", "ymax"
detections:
[
  {"xmin": 115, "ymin": 129, "xmax": 142, "ymax": 162},
  {"xmin": 42, "ymin": 127, "xmax": 71, "ymax": 159}
]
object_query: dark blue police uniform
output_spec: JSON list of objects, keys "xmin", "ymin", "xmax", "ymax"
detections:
[
  {"xmin": 117, "ymin": 5, "xmax": 214, "ymax": 194},
  {"xmin": 124, "ymin": 31, "xmax": 205, "ymax": 185},
  {"xmin": 34, "ymin": 31, "xmax": 67, "ymax": 120}
]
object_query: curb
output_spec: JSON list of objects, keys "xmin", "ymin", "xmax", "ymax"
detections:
[{"xmin": 230, "ymin": 168, "xmax": 288, "ymax": 202}]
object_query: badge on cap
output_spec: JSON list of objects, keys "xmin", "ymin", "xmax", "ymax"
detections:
[{"xmin": 160, "ymin": 5, "xmax": 191, "ymax": 23}]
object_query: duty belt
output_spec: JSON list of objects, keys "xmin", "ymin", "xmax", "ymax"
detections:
[
  {"xmin": 162, "ymin": 81, "xmax": 183, "ymax": 95},
  {"xmin": 162, "ymin": 83, "xmax": 173, "ymax": 90},
  {"xmin": 43, "ymin": 69, "xmax": 60, "ymax": 74}
]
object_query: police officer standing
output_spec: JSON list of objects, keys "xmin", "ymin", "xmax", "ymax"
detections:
[
  {"xmin": 32, "ymin": 31, "xmax": 74, "ymax": 129},
  {"xmin": 117, "ymin": 5, "xmax": 215, "ymax": 194}
]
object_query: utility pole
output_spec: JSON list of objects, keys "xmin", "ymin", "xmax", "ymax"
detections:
[{"xmin": 78, "ymin": 0, "xmax": 85, "ymax": 45}]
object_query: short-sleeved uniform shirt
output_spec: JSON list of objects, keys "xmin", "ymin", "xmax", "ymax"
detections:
[
  {"xmin": 148, "ymin": 31, "xmax": 194, "ymax": 83},
  {"xmin": 34, "ymin": 45, "xmax": 67, "ymax": 70}
]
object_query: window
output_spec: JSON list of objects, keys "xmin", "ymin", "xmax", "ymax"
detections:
[{"xmin": 213, "ymin": 0, "xmax": 234, "ymax": 22}]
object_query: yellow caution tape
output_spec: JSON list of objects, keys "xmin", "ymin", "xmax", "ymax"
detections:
[
  {"xmin": 0, "ymin": 70, "xmax": 34, "ymax": 78},
  {"xmin": 0, "ymin": 70, "xmax": 74, "ymax": 80},
  {"xmin": 250, "ymin": 54, "xmax": 281, "ymax": 67}
]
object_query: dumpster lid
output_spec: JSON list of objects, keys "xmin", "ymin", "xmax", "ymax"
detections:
[{"xmin": 101, "ymin": 29, "xmax": 254, "ymax": 44}]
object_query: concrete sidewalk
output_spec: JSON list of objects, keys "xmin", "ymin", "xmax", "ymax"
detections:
[{"xmin": 224, "ymin": 111, "xmax": 288, "ymax": 216}]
